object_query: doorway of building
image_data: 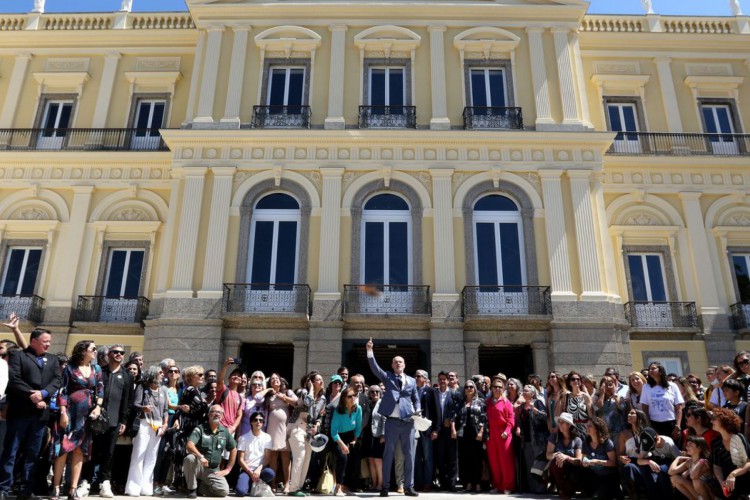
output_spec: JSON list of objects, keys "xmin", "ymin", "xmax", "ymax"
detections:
[
  {"xmin": 239, "ymin": 343, "xmax": 295, "ymax": 385},
  {"xmin": 343, "ymin": 340, "xmax": 430, "ymax": 386},
  {"xmin": 478, "ymin": 345, "xmax": 534, "ymax": 383}
]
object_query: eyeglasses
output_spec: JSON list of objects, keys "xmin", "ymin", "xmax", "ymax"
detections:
[
  {"xmin": 570, "ymin": 378, "xmax": 581, "ymax": 382},
  {"xmin": 209, "ymin": 410, "xmax": 224, "ymax": 415},
  {"xmin": 492, "ymin": 385, "xmax": 503, "ymax": 389},
  {"xmin": 688, "ymin": 380, "xmax": 699, "ymax": 385},
  {"xmin": 369, "ymin": 391, "xmax": 381, "ymax": 395},
  {"xmin": 740, "ymin": 359, "xmax": 750, "ymax": 366},
  {"xmin": 252, "ymin": 418, "xmax": 265, "ymax": 423},
  {"xmin": 464, "ymin": 386, "xmax": 475, "ymax": 390},
  {"xmin": 110, "ymin": 350, "xmax": 125, "ymax": 356},
  {"xmin": 88, "ymin": 347, "xmax": 97, "ymax": 352},
  {"xmin": 347, "ymin": 394, "xmax": 356, "ymax": 399},
  {"xmin": 169, "ymin": 369, "xmax": 180, "ymax": 374}
]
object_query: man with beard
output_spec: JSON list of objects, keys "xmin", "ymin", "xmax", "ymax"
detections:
[{"xmin": 184, "ymin": 405, "xmax": 238, "ymax": 498}]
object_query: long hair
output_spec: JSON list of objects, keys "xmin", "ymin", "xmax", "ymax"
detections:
[
  {"xmin": 686, "ymin": 436, "xmax": 710, "ymax": 460},
  {"xmin": 677, "ymin": 377, "xmax": 699, "ymax": 404},
  {"xmin": 506, "ymin": 378, "xmax": 522, "ymax": 402},
  {"xmin": 646, "ymin": 362, "xmax": 669, "ymax": 388},
  {"xmin": 630, "ymin": 409, "xmax": 650, "ymax": 434},
  {"xmin": 70, "ymin": 340, "xmax": 95, "ymax": 367},
  {"xmin": 337, "ymin": 387, "xmax": 356, "ymax": 415},
  {"xmin": 565, "ymin": 370, "xmax": 583, "ymax": 392},
  {"xmin": 587, "ymin": 416, "xmax": 610, "ymax": 443}
]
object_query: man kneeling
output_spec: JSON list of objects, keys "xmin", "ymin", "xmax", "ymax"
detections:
[
  {"xmin": 236, "ymin": 411, "xmax": 275, "ymax": 496},
  {"xmin": 184, "ymin": 405, "xmax": 238, "ymax": 498}
]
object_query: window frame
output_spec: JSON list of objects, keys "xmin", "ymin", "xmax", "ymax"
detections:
[
  {"xmin": 127, "ymin": 93, "xmax": 171, "ymax": 130},
  {"xmin": 729, "ymin": 250, "xmax": 750, "ymax": 304},
  {"xmin": 259, "ymin": 58, "xmax": 312, "ymax": 109},
  {"xmin": 462, "ymin": 58, "xmax": 515, "ymax": 108},
  {"xmin": 698, "ymin": 98, "xmax": 743, "ymax": 135},
  {"xmin": 626, "ymin": 253, "xmax": 669, "ymax": 302},
  {"xmin": 360, "ymin": 194, "xmax": 412, "ymax": 286},
  {"xmin": 362, "ymin": 58, "xmax": 412, "ymax": 107},
  {"xmin": 33, "ymin": 93, "xmax": 79, "ymax": 130},
  {"xmin": 622, "ymin": 246, "xmax": 679, "ymax": 303},
  {"xmin": 472, "ymin": 196, "xmax": 526, "ymax": 287},
  {"xmin": 94, "ymin": 241, "xmax": 150, "ymax": 299},
  {"xmin": 266, "ymin": 66, "xmax": 307, "ymax": 107},
  {"xmin": 468, "ymin": 67, "xmax": 508, "ymax": 108},
  {"xmin": 102, "ymin": 248, "xmax": 146, "ymax": 298},
  {"xmin": 247, "ymin": 194, "xmax": 302, "ymax": 285},
  {"xmin": 0, "ymin": 246, "xmax": 44, "ymax": 296},
  {"xmin": 367, "ymin": 66, "xmax": 406, "ymax": 107}
]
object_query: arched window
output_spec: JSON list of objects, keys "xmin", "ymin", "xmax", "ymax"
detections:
[
  {"xmin": 473, "ymin": 194, "xmax": 526, "ymax": 312},
  {"xmin": 361, "ymin": 193, "xmax": 411, "ymax": 286},
  {"xmin": 248, "ymin": 193, "xmax": 301, "ymax": 287}
]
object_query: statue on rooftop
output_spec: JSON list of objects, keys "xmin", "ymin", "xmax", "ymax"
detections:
[
  {"xmin": 730, "ymin": 0, "xmax": 743, "ymax": 16},
  {"xmin": 641, "ymin": 0, "xmax": 654, "ymax": 15},
  {"xmin": 120, "ymin": 0, "xmax": 134, "ymax": 12},
  {"xmin": 32, "ymin": 0, "xmax": 45, "ymax": 14}
]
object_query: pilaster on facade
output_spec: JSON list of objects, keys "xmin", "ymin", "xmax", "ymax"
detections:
[
  {"xmin": 193, "ymin": 26, "xmax": 225, "ymax": 125},
  {"xmin": 184, "ymin": 30, "xmax": 206, "ymax": 124},
  {"xmin": 167, "ymin": 167, "xmax": 208, "ymax": 298},
  {"xmin": 464, "ymin": 341, "xmax": 481, "ymax": 380},
  {"xmin": 430, "ymin": 168, "xmax": 457, "ymax": 298},
  {"xmin": 591, "ymin": 174, "xmax": 620, "ymax": 302},
  {"xmin": 654, "ymin": 57, "xmax": 684, "ymax": 133},
  {"xmin": 552, "ymin": 28, "xmax": 584, "ymax": 129},
  {"xmin": 428, "ymin": 26, "xmax": 450, "ymax": 130},
  {"xmin": 570, "ymin": 33, "xmax": 592, "ymax": 129},
  {"xmin": 325, "ymin": 25, "xmax": 348, "ymax": 130},
  {"xmin": 525, "ymin": 28, "xmax": 554, "ymax": 129},
  {"xmin": 0, "ymin": 53, "xmax": 32, "ymax": 128},
  {"xmin": 221, "ymin": 25, "xmax": 251, "ymax": 126},
  {"xmin": 91, "ymin": 52, "xmax": 121, "ymax": 130},
  {"xmin": 154, "ymin": 173, "xmax": 183, "ymax": 297},
  {"xmin": 539, "ymin": 170, "xmax": 576, "ymax": 300},
  {"xmin": 316, "ymin": 167, "xmax": 345, "ymax": 299},
  {"xmin": 568, "ymin": 170, "xmax": 606, "ymax": 301},
  {"xmin": 198, "ymin": 167, "xmax": 236, "ymax": 299}
]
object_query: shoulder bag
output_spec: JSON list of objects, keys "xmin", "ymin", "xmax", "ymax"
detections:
[{"xmin": 315, "ymin": 455, "xmax": 335, "ymax": 494}]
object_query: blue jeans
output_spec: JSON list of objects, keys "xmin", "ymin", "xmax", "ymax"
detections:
[
  {"xmin": 414, "ymin": 432, "xmax": 433, "ymax": 489},
  {"xmin": 235, "ymin": 467, "xmax": 275, "ymax": 496},
  {"xmin": 623, "ymin": 463, "xmax": 671, "ymax": 498},
  {"xmin": 0, "ymin": 417, "xmax": 48, "ymax": 494}
]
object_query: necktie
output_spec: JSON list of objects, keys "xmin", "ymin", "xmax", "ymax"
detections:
[{"xmin": 397, "ymin": 376, "xmax": 403, "ymax": 389}]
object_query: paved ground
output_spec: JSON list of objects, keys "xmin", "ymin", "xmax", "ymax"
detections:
[{"xmin": 114, "ymin": 495, "xmax": 556, "ymax": 499}]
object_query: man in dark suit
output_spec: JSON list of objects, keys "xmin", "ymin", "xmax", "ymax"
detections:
[
  {"xmin": 366, "ymin": 338, "xmax": 420, "ymax": 497},
  {"xmin": 0, "ymin": 327, "xmax": 61, "ymax": 500},
  {"xmin": 432, "ymin": 371, "xmax": 460, "ymax": 492},
  {"xmin": 413, "ymin": 370, "xmax": 438, "ymax": 492}
]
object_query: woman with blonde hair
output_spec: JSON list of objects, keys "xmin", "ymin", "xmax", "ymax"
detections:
[{"xmin": 626, "ymin": 371, "xmax": 647, "ymax": 411}]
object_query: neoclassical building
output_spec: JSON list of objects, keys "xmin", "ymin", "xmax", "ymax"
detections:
[{"xmin": 0, "ymin": 0, "xmax": 749, "ymax": 384}]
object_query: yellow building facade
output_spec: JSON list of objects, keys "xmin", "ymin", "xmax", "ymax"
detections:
[{"xmin": 1, "ymin": 0, "xmax": 749, "ymax": 384}]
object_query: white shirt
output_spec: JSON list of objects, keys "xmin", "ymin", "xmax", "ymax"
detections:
[
  {"xmin": 237, "ymin": 431, "xmax": 272, "ymax": 470},
  {"xmin": 0, "ymin": 358, "xmax": 7, "ymax": 397},
  {"xmin": 438, "ymin": 387, "xmax": 450, "ymax": 417},
  {"xmin": 641, "ymin": 381, "xmax": 684, "ymax": 422},
  {"xmin": 710, "ymin": 384, "xmax": 727, "ymax": 408}
]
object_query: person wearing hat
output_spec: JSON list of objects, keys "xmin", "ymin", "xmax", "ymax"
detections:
[
  {"xmin": 545, "ymin": 412, "xmax": 583, "ymax": 499},
  {"xmin": 620, "ymin": 427, "xmax": 680, "ymax": 499},
  {"xmin": 365, "ymin": 338, "xmax": 420, "ymax": 497}
]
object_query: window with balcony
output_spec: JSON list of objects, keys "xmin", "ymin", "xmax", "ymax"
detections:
[
  {"xmin": 731, "ymin": 254, "xmax": 750, "ymax": 329},
  {"xmin": 253, "ymin": 66, "xmax": 310, "ymax": 128},
  {"xmin": 463, "ymin": 68, "xmax": 522, "ymax": 130},
  {"xmin": 607, "ymin": 102, "xmax": 641, "ymax": 153},
  {"xmin": 131, "ymin": 99, "xmax": 166, "ymax": 150},
  {"xmin": 360, "ymin": 61, "xmax": 415, "ymax": 129},
  {"xmin": 37, "ymin": 99, "xmax": 73, "ymax": 149},
  {"xmin": 701, "ymin": 103, "xmax": 740, "ymax": 155},
  {"xmin": 0, "ymin": 247, "xmax": 43, "ymax": 321}
]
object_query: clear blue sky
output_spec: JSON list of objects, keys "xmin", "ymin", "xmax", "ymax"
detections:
[{"xmin": 0, "ymin": 0, "xmax": 742, "ymax": 16}]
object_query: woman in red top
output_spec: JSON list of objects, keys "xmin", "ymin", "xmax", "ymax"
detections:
[{"xmin": 486, "ymin": 375, "xmax": 515, "ymax": 493}]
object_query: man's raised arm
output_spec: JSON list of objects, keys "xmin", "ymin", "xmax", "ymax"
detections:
[{"xmin": 366, "ymin": 338, "xmax": 387, "ymax": 383}]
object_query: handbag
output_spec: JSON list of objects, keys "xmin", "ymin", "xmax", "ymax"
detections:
[
  {"xmin": 88, "ymin": 407, "xmax": 109, "ymax": 435},
  {"xmin": 530, "ymin": 451, "xmax": 550, "ymax": 482},
  {"xmin": 315, "ymin": 456, "xmax": 335, "ymax": 494}
]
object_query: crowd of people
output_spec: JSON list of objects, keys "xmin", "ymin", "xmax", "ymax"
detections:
[{"xmin": 4, "ymin": 317, "xmax": 750, "ymax": 499}]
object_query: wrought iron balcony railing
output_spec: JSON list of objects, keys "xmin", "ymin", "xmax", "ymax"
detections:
[
  {"xmin": 358, "ymin": 106, "xmax": 417, "ymax": 129},
  {"xmin": 0, "ymin": 294, "xmax": 44, "ymax": 323},
  {"xmin": 462, "ymin": 107, "xmax": 524, "ymax": 130},
  {"xmin": 75, "ymin": 296, "xmax": 150, "ymax": 324},
  {"xmin": 251, "ymin": 105, "xmax": 312, "ymax": 129},
  {"xmin": 731, "ymin": 302, "xmax": 750, "ymax": 330},
  {"xmin": 0, "ymin": 128, "xmax": 169, "ymax": 151},
  {"xmin": 624, "ymin": 301, "xmax": 698, "ymax": 329},
  {"xmin": 461, "ymin": 286, "xmax": 551, "ymax": 317},
  {"xmin": 222, "ymin": 283, "xmax": 312, "ymax": 316},
  {"xmin": 342, "ymin": 284, "xmax": 430, "ymax": 315},
  {"xmin": 606, "ymin": 132, "xmax": 750, "ymax": 156}
]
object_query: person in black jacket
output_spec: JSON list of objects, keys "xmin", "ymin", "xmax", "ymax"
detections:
[
  {"xmin": 414, "ymin": 370, "xmax": 438, "ymax": 492},
  {"xmin": 0, "ymin": 327, "xmax": 62, "ymax": 500},
  {"xmin": 432, "ymin": 371, "xmax": 461, "ymax": 492}
]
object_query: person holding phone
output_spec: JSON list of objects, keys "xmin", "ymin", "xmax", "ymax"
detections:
[{"xmin": 217, "ymin": 358, "xmax": 244, "ymax": 437}]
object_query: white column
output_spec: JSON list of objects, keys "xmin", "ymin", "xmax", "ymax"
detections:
[
  {"xmin": 184, "ymin": 30, "xmax": 206, "ymax": 124},
  {"xmin": 198, "ymin": 167, "xmax": 236, "ymax": 298},
  {"xmin": 680, "ymin": 192, "xmax": 724, "ymax": 312},
  {"xmin": 591, "ymin": 174, "xmax": 620, "ymax": 301},
  {"xmin": 526, "ymin": 28, "xmax": 554, "ymax": 128},
  {"xmin": 193, "ymin": 26, "xmax": 224, "ymax": 124},
  {"xmin": 49, "ymin": 186, "xmax": 94, "ymax": 304},
  {"xmin": 428, "ymin": 26, "xmax": 450, "ymax": 130},
  {"xmin": 91, "ymin": 52, "xmax": 121, "ymax": 129},
  {"xmin": 316, "ymin": 168, "xmax": 345, "ymax": 298},
  {"xmin": 154, "ymin": 173, "xmax": 183, "ymax": 296},
  {"xmin": 552, "ymin": 29, "xmax": 582, "ymax": 127},
  {"xmin": 568, "ymin": 171, "xmax": 605, "ymax": 300},
  {"xmin": 167, "ymin": 168, "xmax": 207, "ymax": 297},
  {"xmin": 570, "ymin": 33, "xmax": 591, "ymax": 128},
  {"xmin": 539, "ymin": 170, "xmax": 576, "ymax": 300},
  {"xmin": 0, "ymin": 53, "xmax": 32, "ymax": 128},
  {"xmin": 324, "ymin": 25, "xmax": 348, "ymax": 130},
  {"xmin": 654, "ymin": 57, "xmax": 683, "ymax": 133},
  {"xmin": 430, "ymin": 169, "xmax": 456, "ymax": 295},
  {"xmin": 221, "ymin": 25, "xmax": 251, "ymax": 125}
]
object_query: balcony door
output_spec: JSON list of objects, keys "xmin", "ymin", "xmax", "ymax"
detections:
[
  {"xmin": 246, "ymin": 193, "xmax": 301, "ymax": 312},
  {"xmin": 473, "ymin": 195, "xmax": 526, "ymax": 314},
  {"xmin": 37, "ymin": 100, "xmax": 73, "ymax": 149},
  {"xmin": 360, "ymin": 194, "xmax": 411, "ymax": 313},
  {"xmin": 101, "ymin": 249, "xmax": 144, "ymax": 322},
  {"xmin": 132, "ymin": 100, "xmax": 165, "ymax": 150},
  {"xmin": 608, "ymin": 102, "xmax": 640, "ymax": 153},
  {"xmin": 628, "ymin": 253, "xmax": 672, "ymax": 327},
  {"xmin": 732, "ymin": 254, "xmax": 750, "ymax": 326},
  {"xmin": 369, "ymin": 67, "xmax": 405, "ymax": 114},
  {"xmin": 470, "ymin": 68, "xmax": 507, "ymax": 109},
  {"xmin": 268, "ymin": 67, "xmax": 305, "ymax": 112},
  {"xmin": 0, "ymin": 247, "xmax": 42, "ymax": 319},
  {"xmin": 702, "ymin": 104, "xmax": 739, "ymax": 155}
]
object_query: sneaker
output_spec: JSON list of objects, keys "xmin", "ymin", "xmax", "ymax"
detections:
[
  {"xmin": 161, "ymin": 486, "xmax": 176, "ymax": 495},
  {"xmin": 99, "ymin": 482, "xmax": 113, "ymax": 499},
  {"xmin": 76, "ymin": 481, "xmax": 90, "ymax": 498},
  {"xmin": 154, "ymin": 487, "xmax": 163, "ymax": 496},
  {"xmin": 186, "ymin": 489, "xmax": 197, "ymax": 499}
]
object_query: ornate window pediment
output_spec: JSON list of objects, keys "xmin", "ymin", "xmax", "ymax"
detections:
[
  {"xmin": 453, "ymin": 27, "xmax": 520, "ymax": 60},
  {"xmin": 354, "ymin": 25, "xmax": 421, "ymax": 58},
  {"xmin": 254, "ymin": 26, "xmax": 322, "ymax": 57}
]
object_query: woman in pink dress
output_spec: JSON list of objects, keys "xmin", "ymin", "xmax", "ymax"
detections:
[{"xmin": 486, "ymin": 375, "xmax": 515, "ymax": 494}]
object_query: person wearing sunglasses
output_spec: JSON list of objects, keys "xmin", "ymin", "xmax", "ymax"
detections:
[
  {"xmin": 82, "ymin": 344, "xmax": 132, "ymax": 498},
  {"xmin": 236, "ymin": 411, "xmax": 274, "ymax": 496},
  {"xmin": 331, "ymin": 388, "xmax": 362, "ymax": 497},
  {"xmin": 184, "ymin": 404, "xmax": 237, "ymax": 498},
  {"xmin": 455, "ymin": 381, "xmax": 486, "ymax": 493},
  {"xmin": 487, "ymin": 375, "xmax": 515, "ymax": 494}
]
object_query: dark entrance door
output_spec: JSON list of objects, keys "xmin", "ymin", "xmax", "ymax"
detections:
[
  {"xmin": 478, "ymin": 345, "xmax": 534, "ymax": 383},
  {"xmin": 239, "ymin": 343, "xmax": 295, "ymax": 385},
  {"xmin": 342, "ymin": 340, "xmax": 430, "ymax": 386}
]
